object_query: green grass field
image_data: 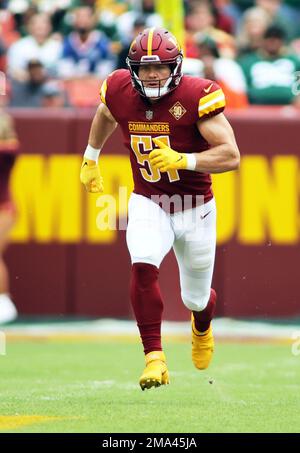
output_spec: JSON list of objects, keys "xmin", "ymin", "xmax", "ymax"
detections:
[{"xmin": 0, "ymin": 339, "xmax": 300, "ymax": 433}]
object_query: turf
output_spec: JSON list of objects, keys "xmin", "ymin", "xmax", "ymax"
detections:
[{"xmin": 0, "ymin": 340, "xmax": 299, "ymax": 433}]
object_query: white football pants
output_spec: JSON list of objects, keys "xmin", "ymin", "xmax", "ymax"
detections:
[{"xmin": 126, "ymin": 193, "xmax": 216, "ymax": 311}]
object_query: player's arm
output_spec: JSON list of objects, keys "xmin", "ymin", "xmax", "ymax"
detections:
[
  {"xmin": 88, "ymin": 102, "xmax": 117, "ymax": 150},
  {"xmin": 0, "ymin": 113, "xmax": 19, "ymax": 149},
  {"xmin": 80, "ymin": 103, "xmax": 117, "ymax": 193},
  {"xmin": 194, "ymin": 112, "xmax": 240, "ymax": 173},
  {"xmin": 149, "ymin": 113, "xmax": 239, "ymax": 174}
]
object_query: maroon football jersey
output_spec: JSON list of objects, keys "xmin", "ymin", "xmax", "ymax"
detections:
[{"xmin": 100, "ymin": 69, "xmax": 225, "ymax": 211}]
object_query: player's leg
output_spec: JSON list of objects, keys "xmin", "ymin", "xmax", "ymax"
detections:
[
  {"xmin": 0, "ymin": 204, "xmax": 18, "ymax": 324},
  {"xmin": 172, "ymin": 198, "xmax": 217, "ymax": 369},
  {"xmin": 126, "ymin": 193, "xmax": 174, "ymax": 389}
]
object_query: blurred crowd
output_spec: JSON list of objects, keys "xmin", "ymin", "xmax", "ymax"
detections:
[{"xmin": 1, "ymin": 0, "xmax": 300, "ymax": 108}]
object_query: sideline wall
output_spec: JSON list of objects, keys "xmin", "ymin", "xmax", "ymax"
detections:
[{"xmin": 4, "ymin": 107, "xmax": 300, "ymax": 319}]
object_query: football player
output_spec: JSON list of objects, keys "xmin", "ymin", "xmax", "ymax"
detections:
[
  {"xmin": 0, "ymin": 109, "xmax": 18, "ymax": 324},
  {"xmin": 80, "ymin": 28, "xmax": 240, "ymax": 390}
]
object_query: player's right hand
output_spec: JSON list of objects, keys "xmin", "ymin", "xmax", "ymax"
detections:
[{"xmin": 80, "ymin": 158, "xmax": 103, "ymax": 193}]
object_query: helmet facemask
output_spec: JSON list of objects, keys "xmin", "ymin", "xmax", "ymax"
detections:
[{"xmin": 127, "ymin": 56, "xmax": 183, "ymax": 99}]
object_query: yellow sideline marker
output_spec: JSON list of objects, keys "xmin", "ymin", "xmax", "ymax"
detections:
[
  {"xmin": 3, "ymin": 332, "xmax": 293, "ymax": 345},
  {"xmin": 0, "ymin": 415, "xmax": 78, "ymax": 431}
]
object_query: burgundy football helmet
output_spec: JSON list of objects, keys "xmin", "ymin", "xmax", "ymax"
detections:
[{"xmin": 126, "ymin": 27, "xmax": 183, "ymax": 99}]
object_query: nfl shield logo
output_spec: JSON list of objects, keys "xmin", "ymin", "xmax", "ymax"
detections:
[{"xmin": 146, "ymin": 110, "xmax": 153, "ymax": 120}]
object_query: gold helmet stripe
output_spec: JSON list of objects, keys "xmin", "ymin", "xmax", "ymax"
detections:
[{"xmin": 147, "ymin": 28, "xmax": 155, "ymax": 56}]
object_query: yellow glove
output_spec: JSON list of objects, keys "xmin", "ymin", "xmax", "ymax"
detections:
[
  {"xmin": 149, "ymin": 138, "xmax": 188, "ymax": 173},
  {"xmin": 80, "ymin": 158, "xmax": 103, "ymax": 193}
]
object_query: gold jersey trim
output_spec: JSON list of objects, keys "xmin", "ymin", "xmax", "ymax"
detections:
[
  {"xmin": 198, "ymin": 89, "xmax": 225, "ymax": 118},
  {"xmin": 100, "ymin": 79, "xmax": 108, "ymax": 104}
]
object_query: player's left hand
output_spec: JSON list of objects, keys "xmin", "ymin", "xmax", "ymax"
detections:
[{"xmin": 149, "ymin": 138, "xmax": 187, "ymax": 172}]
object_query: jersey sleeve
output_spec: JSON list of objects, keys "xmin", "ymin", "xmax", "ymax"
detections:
[
  {"xmin": 99, "ymin": 69, "xmax": 125, "ymax": 105},
  {"xmin": 198, "ymin": 81, "xmax": 226, "ymax": 120},
  {"xmin": 99, "ymin": 78, "xmax": 108, "ymax": 104}
]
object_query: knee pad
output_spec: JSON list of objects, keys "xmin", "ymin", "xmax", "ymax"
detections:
[{"xmin": 184, "ymin": 241, "xmax": 214, "ymax": 271}]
